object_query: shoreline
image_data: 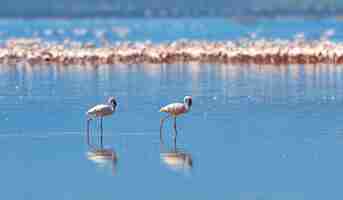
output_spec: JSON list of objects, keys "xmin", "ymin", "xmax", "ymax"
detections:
[{"xmin": 2, "ymin": 38, "xmax": 343, "ymax": 65}]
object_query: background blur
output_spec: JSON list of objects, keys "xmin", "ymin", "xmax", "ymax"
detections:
[{"xmin": 2, "ymin": 0, "xmax": 343, "ymax": 18}]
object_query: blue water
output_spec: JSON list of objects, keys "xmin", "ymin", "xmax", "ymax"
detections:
[
  {"xmin": 0, "ymin": 18, "xmax": 343, "ymax": 43},
  {"xmin": 2, "ymin": 18, "xmax": 343, "ymax": 199},
  {"xmin": 1, "ymin": 63, "xmax": 343, "ymax": 199}
]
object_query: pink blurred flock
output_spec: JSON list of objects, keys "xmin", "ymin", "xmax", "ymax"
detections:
[{"xmin": 2, "ymin": 38, "xmax": 343, "ymax": 65}]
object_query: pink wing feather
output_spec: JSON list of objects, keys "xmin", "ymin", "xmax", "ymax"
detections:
[{"xmin": 159, "ymin": 103, "xmax": 187, "ymax": 116}]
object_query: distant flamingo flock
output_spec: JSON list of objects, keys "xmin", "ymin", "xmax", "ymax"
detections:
[{"xmin": 3, "ymin": 38, "xmax": 343, "ymax": 65}]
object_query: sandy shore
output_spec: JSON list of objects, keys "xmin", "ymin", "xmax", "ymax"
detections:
[{"xmin": 2, "ymin": 38, "xmax": 343, "ymax": 65}]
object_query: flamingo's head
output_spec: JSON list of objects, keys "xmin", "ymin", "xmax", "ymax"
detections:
[
  {"xmin": 184, "ymin": 96, "xmax": 192, "ymax": 108},
  {"xmin": 107, "ymin": 96, "xmax": 117, "ymax": 108}
]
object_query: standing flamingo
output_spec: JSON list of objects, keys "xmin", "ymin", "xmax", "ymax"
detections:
[
  {"xmin": 159, "ymin": 96, "xmax": 192, "ymax": 140},
  {"xmin": 86, "ymin": 96, "xmax": 117, "ymax": 148}
]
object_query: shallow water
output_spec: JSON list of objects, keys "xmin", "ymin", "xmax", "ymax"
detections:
[
  {"xmin": 1, "ymin": 63, "xmax": 343, "ymax": 199},
  {"xmin": 1, "ymin": 18, "xmax": 343, "ymax": 43}
]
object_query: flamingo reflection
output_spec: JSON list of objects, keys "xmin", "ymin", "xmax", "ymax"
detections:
[
  {"xmin": 160, "ymin": 129, "xmax": 193, "ymax": 172},
  {"xmin": 86, "ymin": 147, "xmax": 118, "ymax": 175}
]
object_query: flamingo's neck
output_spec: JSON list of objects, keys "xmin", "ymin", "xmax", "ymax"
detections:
[
  {"xmin": 106, "ymin": 104, "xmax": 115, "ymax": 112},
  {"xmin": 184, "ymin": 103, "xmax": 190, "ymax": 112}
]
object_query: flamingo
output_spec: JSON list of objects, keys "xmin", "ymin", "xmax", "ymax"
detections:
[
  {"xmin": 86, "ymin": 96, "xmax": 117, "ymax": 148},
  {"xmin": 159, "ymin": 96, "xmax": 192, "ymax": 140}
]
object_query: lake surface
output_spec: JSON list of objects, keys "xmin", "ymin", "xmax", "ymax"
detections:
[
  {"xmin": 0, "ymin": 18, "xmax": 343, "ymax": 43},
  {"xmin": 2, "ymin": 18, "xmax": 343, "ymax": 199},
  {"xmin": 1, "ymin": 63, "xmax": 343, "ymax": 199}
]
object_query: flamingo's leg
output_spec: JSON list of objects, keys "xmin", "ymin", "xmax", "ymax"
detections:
[
  {"xmin": 100, "ymin": 117, "xmax": 103, "ymax": 149},
  {"xmin": 86, "ymin": 117, "xmax": 92, "ymax": 146},
  {"xmin": 160, "ymin": 115, "xmax": 171, "ymax": 142},
  {"xmin": 173, "ymin": 117, "xmax": 178, "ymax": 140}
]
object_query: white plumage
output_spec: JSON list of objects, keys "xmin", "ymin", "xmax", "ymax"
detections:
[
  {"xmin": 87, "ymin": 104, "xmax": 114, "ymax": 117},
  {"xmin": 159, "ymin": 96, "xmax": 192, "ymax": 116}
]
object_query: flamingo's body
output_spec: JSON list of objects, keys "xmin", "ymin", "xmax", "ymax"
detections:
[
  {"xmin": 87, "ymin": 104, "xmax": 115, "ymax": 117},
  {"xmin": 159, "ymin": 103, "xmax": 188, "ymax": 116},
  {"xmin": 159, "ymin": 96, "xmax": 192, "ymax": 140},
  {"xmin": 86, "ymin": 97, "xmax": 117, "ymax": 148}
]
